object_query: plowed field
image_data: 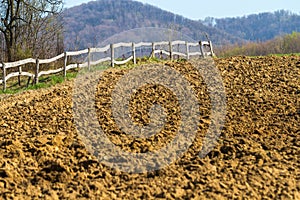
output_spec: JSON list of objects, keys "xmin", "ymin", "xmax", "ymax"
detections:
[{"xmin": 0, "ymin": 56, "xmax": 299, "ymax": 199}]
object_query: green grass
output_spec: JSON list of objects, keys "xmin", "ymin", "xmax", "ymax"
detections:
[
  {"xmin": 216, "ymin": 53, "xmax": 300, "ymax": 59},
  {"xmin": 0, "ymin": 58, "xmax": 165, "ymax": 95},
  {"xmin": 0, "ymin": 71, "xmax": 78, "ymax": 95},
  {"xmin": 267, "ymin": 53, "xmax": 300, "ymax": 57}
]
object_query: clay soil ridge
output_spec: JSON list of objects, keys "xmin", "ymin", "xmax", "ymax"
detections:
[{"xmin": 0, "ymin": 56, "xmax": 299, "ymax": 199}]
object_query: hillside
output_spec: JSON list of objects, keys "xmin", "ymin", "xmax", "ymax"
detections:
[
  {"xmin": 204, "ymin": 10, "xmax": 300, "ymax": 42},
  {"xmin": 62, "ymin": 0, "xmax": 243, "ymax": 50}
]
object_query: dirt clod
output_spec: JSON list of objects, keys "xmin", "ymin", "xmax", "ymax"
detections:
[{"xmin": 0, "ymin": 56, "xmax": 299, "ymax": 199}]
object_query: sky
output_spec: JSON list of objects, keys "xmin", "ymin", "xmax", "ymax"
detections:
[{"xmin": 64, "ymin": 0, "xmax": 300, "ymax": 20}]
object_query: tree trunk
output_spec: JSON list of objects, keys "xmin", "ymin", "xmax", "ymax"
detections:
[
  {"xmin": 5, "ymin": 30, "xmax": 15, "ymax": 62},
  {"xmin": 1, "ymin": 0, "xmax": 64, "ymax": 62}
]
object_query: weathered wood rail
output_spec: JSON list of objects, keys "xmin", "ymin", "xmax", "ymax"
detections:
[{"xmin": 0, "ymin": 40, "xmax": 214, "ymax": 91}]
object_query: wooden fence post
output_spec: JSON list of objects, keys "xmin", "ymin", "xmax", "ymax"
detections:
[
  {"xmin": 18, "ymin": 66, "xmax": 22, "ymax": 86},
  {"xmin": 169, "ymin": 41, "xmax": 173, "ymax": 60},
  {"xmin": 2, "ymin": 63, "xmax": 6, "ymax": 91},
  {"xmin": 132, "ymin": 43, "xmax": 136, "ymax": 65},
  {"xmin": 177, "ymin": 44, "xmax": 180, "ymax": 59},
  {"xmin": 88, "ymin": 48, "xmax": 91, "ymax": 71},
  {"xmin": 63, "ymin": 52, "xmax": 67, "ymax": 78},
  {"xmin": 199, "ymin": 41, "xmax": 205, "ymax": 58},
  {"xmin": 35, "ymin": 59, "xmax": 40, "ymax": 84},
  {"xmin": 111, "ymin": 44, "xmax": 115, "ymax": 67},
  {"xmin": 209, "ymin": 41, "xmax": 214, "ymax": 56},
  {"xmin": 151, "ymin": 42, "xmax": 155, "ymax": 58},
  {"xmin": 186, "ymin": 41, "xmax": 190, "ymax": 60}
]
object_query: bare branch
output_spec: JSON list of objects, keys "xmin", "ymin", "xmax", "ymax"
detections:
[{"xmin": 0, "ymin": 0, "xmax": 64, "ymax": 61}]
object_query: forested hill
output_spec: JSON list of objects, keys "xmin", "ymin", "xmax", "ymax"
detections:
[
  {"xmin": 203, "ymin": 10, "xmax": 300, "ymax": 42},
  {"xmin": 62, "ymin": 0, "xmax": 243, "ymax": 50}
]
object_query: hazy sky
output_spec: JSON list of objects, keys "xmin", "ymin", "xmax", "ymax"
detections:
[{"xmin": 64, "ymin": 0, "xmax": 300, "ymax": 20}]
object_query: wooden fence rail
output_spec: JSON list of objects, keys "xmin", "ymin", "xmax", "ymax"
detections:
[{"xmin": 0, "ymin": 40, "xmax": 214, "ymax": 91}]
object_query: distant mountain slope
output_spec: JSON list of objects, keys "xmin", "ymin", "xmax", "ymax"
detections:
[
  {"xmin": 62, "ymin": 0, "xmax": 243, "ymax": 50},
  {"xmin": 205, "ymin": 10, "xmax": 300, "ymax": 42}
]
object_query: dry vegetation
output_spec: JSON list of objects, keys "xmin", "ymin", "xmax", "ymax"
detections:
[
  {"xmin": 216, "ymin": 32, "xmax": 300, "ymax": 57},
  {"xmin": 0, "ymin": 56, "xmax": 299, "ymax": 199}
]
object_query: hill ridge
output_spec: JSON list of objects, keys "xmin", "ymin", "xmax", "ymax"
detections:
[{"xmin": 62, "ymin": 0, "xmax": 243, "ymax": 49}]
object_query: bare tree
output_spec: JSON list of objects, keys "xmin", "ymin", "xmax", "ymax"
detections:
[{"xmin": 0, "ymin": 0, "xmax": 63, "ymax": 61}]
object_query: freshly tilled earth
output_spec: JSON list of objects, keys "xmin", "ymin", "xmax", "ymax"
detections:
[{"xmin": 0, "ymin": 56, "xmax": 299, "ymax": 199}]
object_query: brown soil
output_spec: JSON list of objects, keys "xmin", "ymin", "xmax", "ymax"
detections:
[{"xmin": 0, "ymin": 56, "xmax": 299, "ymax": 199}]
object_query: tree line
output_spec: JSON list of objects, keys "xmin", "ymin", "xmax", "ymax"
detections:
[
  {"xmin": 215, "ymin": 32, "xmax": 300, "ymax": 57},
  {"xmin": 62, "ymin": 0, "xmax": 242, "ymax": 50},
  {"xmin": 1, "ymin": 1, "xmax": 300, "ymax": 62},
  {"xmin": 0, "ymin": 0, "xmax": 64, "ymax": 62},
  {"xmin": 204, "ymin": 10, "xmax": 300, "ymax": 42}
]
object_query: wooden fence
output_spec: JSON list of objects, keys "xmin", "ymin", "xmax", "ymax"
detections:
[{"xmin": 0, "ymin": 40, "xmax": 214, "ymax": 91}]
